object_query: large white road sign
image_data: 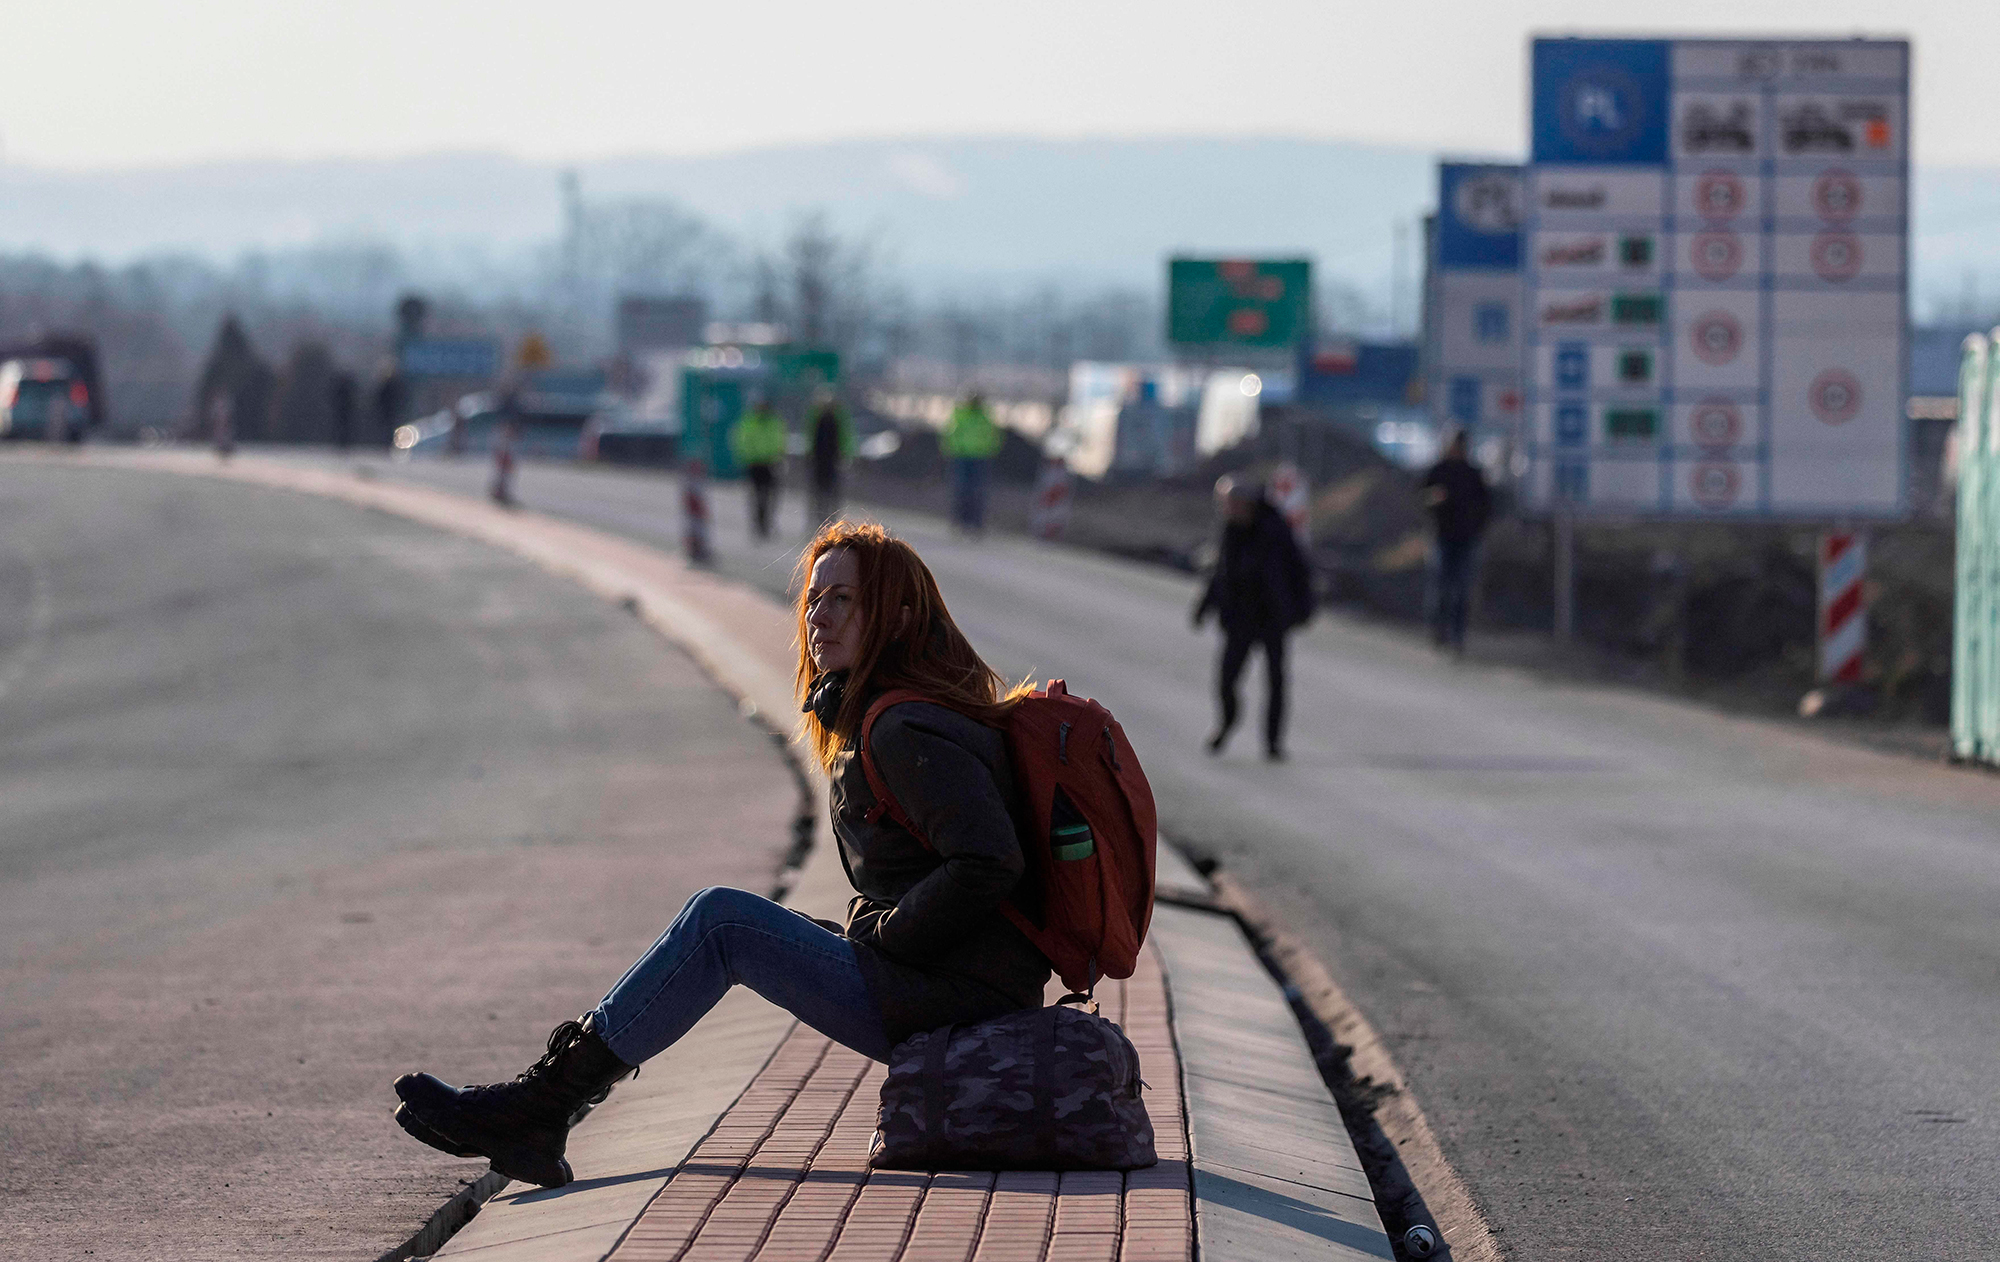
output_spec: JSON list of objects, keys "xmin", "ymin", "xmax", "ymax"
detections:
[{"xmin": 1524, "ymin": 38, "xmax": 1909, "ymax": 517}]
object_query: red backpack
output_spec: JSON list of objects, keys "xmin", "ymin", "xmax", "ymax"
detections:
[{"xmin": 859, "ymin": 680, "xmax": 1157, "ymax": 994}]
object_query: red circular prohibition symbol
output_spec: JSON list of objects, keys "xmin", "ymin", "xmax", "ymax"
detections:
[
  {"xmin": 1694, "ymin": 171, "xmax": 1747, "ymax": 220},
  {"xmin": 1813, "ymin": 169, "xmax": 1862, "ymax": 222},
  {"xmin": 1810, "ymin": 370, "xmax": 1862, "ymax": 424},
  {"xmin": 1690, "ymin": 398, "xmax": 1743, "ymax": 446},
  {"xmin": 1690, "ymin": 462, "xmax": 1741, "ymax": 509},
  {"xmin": 1691, "ymin": 311, "xmax": 1744, "ymax": 365},
  {"xmin": 1811, "ymin": 232, "xmax": 1863, "ymax": 282},
  {"xmin": 1691, "ymin": 231, "xmax": 1743, "ymax": 281}
]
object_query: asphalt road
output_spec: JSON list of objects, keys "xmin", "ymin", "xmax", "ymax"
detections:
[
  {"xmin": 0, "ymin": 459, "xmax": 795, "ymax": 1260},
  {"xmin": 354, "ymin": 451, "xmax": 1998, "ymax": 1261}
]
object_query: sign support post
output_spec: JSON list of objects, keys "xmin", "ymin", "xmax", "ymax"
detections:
[{"xmin": 1554, "ymin": 505, "xmax": 1576, "ymax": 642}]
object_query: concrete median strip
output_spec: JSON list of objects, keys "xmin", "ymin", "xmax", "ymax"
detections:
[{"xmin": 46, "ymin": 449, "xmax": 1396, "ymax": 1262}]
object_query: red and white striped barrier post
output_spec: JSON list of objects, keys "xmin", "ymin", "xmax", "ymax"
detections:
[
  {"xmin": 1029, "ymin": 457, "xmax": 1072, "ymax": 540},
  {"xmin": 681, "ymin": 458, "xmax": 712, "ymax": 565},
  {"xmin": 1818, "ymin": 530, "xmax": 1867, "ymax": 683}
]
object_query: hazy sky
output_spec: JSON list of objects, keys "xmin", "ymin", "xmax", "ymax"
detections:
[{"xmin": 10, "ymin": 1, "xmax": 1996, "ymax": 170}]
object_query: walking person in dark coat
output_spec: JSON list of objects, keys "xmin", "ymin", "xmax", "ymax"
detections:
[
  {"xmin": 808, "ymin": 391, "xmax": 854, "ymax": 527},
  {"xmin": 389, "ymin": 522, "xmax": 1049, "ymax": 1190},
  {"xmin": 328, "ymin": 370, "xmax": 357, "ymax": 451},
  {"xmin": 1193, "ymin": 476, "xmax": 1313, "ymax": 761},
  {"xmin": 1419, "ymin": 430, "xmax": 1492, "ymax": 653}
]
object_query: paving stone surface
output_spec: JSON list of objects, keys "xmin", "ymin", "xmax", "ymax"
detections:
[
  {"xmin": 1153, "ymin": 904, "xmax": 1393, "ymax": 1261},
  {"xmin": 602, "ymin": 947, "xmax": 1190, "ymax": 1262},
  {"xmin": 424, "ymin": 990, "xmax": 796, "ymax": 1261}
]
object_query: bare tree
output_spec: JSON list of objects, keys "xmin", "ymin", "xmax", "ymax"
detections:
[
  {"xmin": 731, "ymin": 212, "xmax": 882, "ymax": 363},
  {"xmin": 750, "ymin": 253, "xmax": 783, "ymax": 327},
  {"xmin": 582, "ymin": 200, "xmax": 718, "ymax": 298},
  {"xmin": 535, "ymin": 175, "xmax": 726, "ymax": 354}
]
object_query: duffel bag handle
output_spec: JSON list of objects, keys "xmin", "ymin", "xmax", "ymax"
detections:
[{"xmin": 1054, "ymin": 990, "xmax": 1098, "ymax": 1016}]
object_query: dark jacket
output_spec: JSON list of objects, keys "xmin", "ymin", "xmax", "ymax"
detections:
[
  {"xmin": 830, "ymin": 699, "xmax": 1051, "ymax": 1044},
  {"xmin": 1196, "ymin": 500, "xmax": 1313, "ymax": 636},
  {"xmin": 810, "ymin": 405, "xmax": 850, "ymax": 487},
  {"xmin": 1421, "ymin": 456, "xmax": 1492, "ymax": 545}
]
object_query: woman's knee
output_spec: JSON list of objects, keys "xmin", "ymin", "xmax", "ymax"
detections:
[{"xmin": 682, "ymin": 886, "xmax": 780, "ymax": 934}]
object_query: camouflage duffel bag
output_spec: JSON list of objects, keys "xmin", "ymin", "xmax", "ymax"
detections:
[{"xmin": 870, "ymin": 1001, "xmax": 1156, "ymax": 1171}]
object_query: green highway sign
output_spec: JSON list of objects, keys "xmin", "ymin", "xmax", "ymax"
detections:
[{"xmin": 1167, "ymin": 258, "xmax": 1312, "ymax": 349}]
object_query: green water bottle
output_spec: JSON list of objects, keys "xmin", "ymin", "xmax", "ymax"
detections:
[{"xmin": 1050, "ymin": 789, "xmax": 1095, "ymax": 861}]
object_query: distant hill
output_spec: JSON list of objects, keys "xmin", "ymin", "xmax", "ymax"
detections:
[{"xmin": 1, "ymin": 136, "xmax": 1994, "ymax": 317}]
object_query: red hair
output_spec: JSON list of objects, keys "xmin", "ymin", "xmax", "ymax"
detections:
[{"xmin": 795, "ymin": 521, "xmax": 1025, "ymax": 770}]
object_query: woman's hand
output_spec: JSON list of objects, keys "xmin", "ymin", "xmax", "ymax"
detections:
[{"xmin": 843, "ymin": 897, "xmax": 896, "ymax": 953}]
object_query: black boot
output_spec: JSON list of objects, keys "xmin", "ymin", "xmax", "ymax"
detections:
[{"xmin": 393, "ymin": 1017, "xmax": 635, "ymax": 1188}]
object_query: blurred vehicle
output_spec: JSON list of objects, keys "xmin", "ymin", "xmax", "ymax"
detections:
[
  {"xmin": 1372, "ymin": 417, "xmax": 1443, "ymax": 469},
  {"xmin": 0, "ymin": 337, "xmax": 104, "ymax": 441},
  {"xmin": 585, "ymin": 400, "xmax": 679, "ymax": 467},
  {"xmin": 1055, "ymin": 362, "xmax": 1211, "ymax": 479},
  {"xmin": 394, "ymin": 371, "xmax": 613, "ymax": 461}
]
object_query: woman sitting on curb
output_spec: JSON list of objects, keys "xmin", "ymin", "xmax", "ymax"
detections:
[{"xmin": 393, "ymin": 521, "xmax": 1050, "ymax": 1188}]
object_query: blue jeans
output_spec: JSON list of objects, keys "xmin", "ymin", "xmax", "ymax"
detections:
[
  {"xmin": 952, "ymin": 457, "xmax": 990, "ymax": 530},
  {"xmin": 589, "ymin": 887, "xmax": 893, "ymax": 1065},
  {"xmin": 1428, "ymin": 537, "xmax": 1478, "ymax": 649}
]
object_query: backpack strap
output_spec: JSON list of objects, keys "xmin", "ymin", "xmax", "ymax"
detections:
[{"xmin": 857, "ymin": 688, "xmax": 949, "ymax": 841}]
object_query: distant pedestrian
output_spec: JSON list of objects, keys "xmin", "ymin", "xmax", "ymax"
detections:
[
  {"xmin": 732, "ymin": 397, "xmax": 787, "ymax": 540},
  {"xmin": 329, "ymin": 371, "xmax": 357, "ymax": 451},
  {"xmin": 1419, "ymin": 430, "xmax": 1492, "ymax": 653},
  {"xmin": 373, "ymin": 371, "xmax": 404, "ymax": 448},
  {"xmin": 942, "ymin": 393, "xmax": 1002, "ymax": 533},
  {"xmin": 491, "ymin": 421, "xmax": 519, "ymax": 506},
  {"xmin": 1193, "ymin": 476, "xmax": 1313, "ymax": 761},
  {"xmin": 208, "ymin": 393, "xmax": 235, "ymax": 461},
  {"xmin": 808, "ymin": 391, "xmax": 855, "ymax": 527}
]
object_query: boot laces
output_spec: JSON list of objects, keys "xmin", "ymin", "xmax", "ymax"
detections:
[
  {"xmin": 457, "ymin": 1019, "xmax": 588, "ymax": 1101},
  {"xmin": 516, "ymin": 1019, "xmax": 589, "ymax": 1084}
]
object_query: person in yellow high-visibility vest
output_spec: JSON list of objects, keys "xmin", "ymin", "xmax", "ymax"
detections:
[
  {"xmin": 941, "ymin": 393, "xmax": 1002, "ymax": 533},
  {"xmin": 731, "ymin": 398, "xmax": 789, "ymax": 540}
]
